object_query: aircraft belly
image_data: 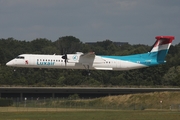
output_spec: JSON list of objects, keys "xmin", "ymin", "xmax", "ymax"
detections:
[{"xmin": 116, "ymin": 60, "xmax": 147, "ymax": 70}]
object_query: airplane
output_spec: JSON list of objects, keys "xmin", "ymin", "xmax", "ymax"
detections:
[{"xmin": 6, "ymin": 36, "xmax": 175, "ymax": 75}]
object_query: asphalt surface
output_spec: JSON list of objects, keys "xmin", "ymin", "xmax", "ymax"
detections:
[{"xmin": 1, "ymin": 87, "xmax": 180, "ymax": 98}]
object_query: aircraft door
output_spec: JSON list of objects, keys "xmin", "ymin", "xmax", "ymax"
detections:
[
  {"xmin": 118, "ymin": 61, "xmax": 129, "ymax": 69},
  {"xmin": 116, "ymin": 60, "xmax": 121, "ymax": 68},
  {"xmin": 25, "ymin": 56, "xmax": 35, "ymax": 66},
  {"xmin": 110, "ymin": 60, "xmax": 117, "ymax": 68}
]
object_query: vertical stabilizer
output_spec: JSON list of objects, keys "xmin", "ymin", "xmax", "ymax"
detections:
[{"xmin": 150, "ymin": 36, "xmax": 175, "ymax": 63}]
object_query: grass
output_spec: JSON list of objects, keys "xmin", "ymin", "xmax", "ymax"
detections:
[
  {"xmin": 0, "ymin": 109, "xmax": 180, "ymax": 120},
  {"xmin": 99, "ymin": 91, "xmax": 180, "ymax": 110},
  {"xmin": 11, "ymin": 91, "xmax": 180, "ymax": 110},
  {"xmin": 1, "ymin": 91, "xmax": 180, "ymax": 119}
]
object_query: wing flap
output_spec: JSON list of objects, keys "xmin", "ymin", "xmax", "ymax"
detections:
[{"xmin": 94, "ymin": 67, "xmax": 113, "ymax": 70}]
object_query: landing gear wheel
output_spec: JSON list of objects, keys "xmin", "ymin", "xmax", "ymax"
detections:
[{"xmin": 83, "ymin": 64, "xmax": 91, "ymax": 76}]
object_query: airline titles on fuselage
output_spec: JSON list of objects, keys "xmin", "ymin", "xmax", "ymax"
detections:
[
  {"xmin": 37, "ymin": 61, "xmax": 55, "ymax": 66},
  {"xmin": 36, "ymin": 59, "xmax": 57, "ymax": 66}
]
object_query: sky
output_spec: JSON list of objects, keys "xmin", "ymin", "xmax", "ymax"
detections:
[{"xmin": 0, "ymin": 0, "xmax": 180, "ymax": 45}]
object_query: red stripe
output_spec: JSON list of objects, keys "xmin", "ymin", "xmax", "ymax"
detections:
[
  {"xmin": 160, "ymin": 39, "xmax": 172, "ymax": 45},
  {"xmin": 154, "ymin": 36, "xmax": 175, "ymax": 47}
]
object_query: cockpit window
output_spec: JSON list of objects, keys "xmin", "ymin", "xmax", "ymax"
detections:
[{"xmin": 16, "ymin": 56, "xmax": 25, "ymax": 59}]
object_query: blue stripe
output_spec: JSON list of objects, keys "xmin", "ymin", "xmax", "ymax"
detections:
[{"xmin": 100, "ymin": 49, "xmax": 168, "ymax": 66}]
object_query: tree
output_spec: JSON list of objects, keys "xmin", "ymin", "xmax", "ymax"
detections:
[
  {"xmin": 0, "ymin": 36, "xmax": 180, "ymax": 87},
  {"xmin": 54, "ymin": 36, "xmax": 82, "ymax": 54}
]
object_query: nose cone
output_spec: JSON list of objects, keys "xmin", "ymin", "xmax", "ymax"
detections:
[{"xmin": 6, "ymin": 61, "xmax": 13, "ymax": 66}]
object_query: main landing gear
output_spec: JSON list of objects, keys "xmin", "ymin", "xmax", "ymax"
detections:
[{"xmin": 83, "ymin": 64, "xmax": 91, "ymax": 76}]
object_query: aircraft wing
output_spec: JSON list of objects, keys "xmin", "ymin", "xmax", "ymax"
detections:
[
  {"xmin": 68, "ymin": 52, "xmax": 105, "ymax": 64},
  {"xmin": 80, "ymin": 52, "xmax": 105, "ymax": 64},
  {"xmin": 80, "ymin": 52, "xmax": 95, "ymax": 58}
]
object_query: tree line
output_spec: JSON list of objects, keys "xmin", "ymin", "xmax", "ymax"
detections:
[{"xmin": 0, "ymin": 36, "xmax": 180, "ymax": 87}]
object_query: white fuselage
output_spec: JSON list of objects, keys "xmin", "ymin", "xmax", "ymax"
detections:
[
  {"xmin": 6, "ymin": 36, "xmax": 175, "ymax": 71},
  {"xmin": 6, "ymin": 54, "xmax": 147, "ymax": 71}
]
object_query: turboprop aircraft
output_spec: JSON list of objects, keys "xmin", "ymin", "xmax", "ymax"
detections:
[{"xmin": 6, "ymin": 36, "xmax": 175, "ymax": 74}]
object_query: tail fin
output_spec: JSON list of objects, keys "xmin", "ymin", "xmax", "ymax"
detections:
[{"xmin": 149, "ymin": 36, "xmax": 175, "ymax": 63}]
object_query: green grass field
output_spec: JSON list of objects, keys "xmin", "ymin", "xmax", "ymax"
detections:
[
  {"xmin": 1, "ymin": 91, "xmax": 180, "ymax": 119},
  {"xmin": 0, "ymin": 108, "xmax": 180, "ymax": 120}
]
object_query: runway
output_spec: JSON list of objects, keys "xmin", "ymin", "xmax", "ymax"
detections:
[{"xmin": 0, "ymin": 87, "xmax": 180, "ymax": 99}]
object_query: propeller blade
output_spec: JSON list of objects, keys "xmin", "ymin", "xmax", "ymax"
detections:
[{"xmin": 62, "ymin": 54, "xmax": 68, "ymax": 66}]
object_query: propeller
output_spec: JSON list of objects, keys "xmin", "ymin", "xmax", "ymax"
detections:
[{"xmin": 62, "ymin": 53, "xmax": 68, "ymax": 66}]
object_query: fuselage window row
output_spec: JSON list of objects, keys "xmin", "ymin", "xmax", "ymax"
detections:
[{"xmin": 37, "ymin": 59, "xmax": 64, "ymax": 62}]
